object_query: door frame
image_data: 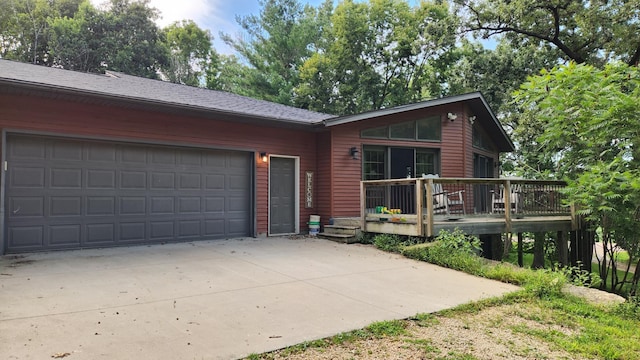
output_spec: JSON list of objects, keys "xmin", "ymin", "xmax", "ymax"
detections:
[{"xmin": 268, "ymin": 155, "xmax": 300, "ymax": 236}]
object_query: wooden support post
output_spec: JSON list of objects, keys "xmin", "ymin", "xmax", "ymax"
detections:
[
  {"xmin": 517, "ymin": 232, "xmax": 524, "ymax": 267},
  {"xmin": 425, "ymin": 178, "xmax": 434, "ymax": 237},
  {"xmin": 415, "ymin": 178, "xmax": 424, "ymax": 236},
  {"xmin": 360, "ymin": 181, "xmax": 366, "ymax": 233},
  {"xmin": 504, "ymin": 180, "xmax": 512, "ymax": 233},
  {"xmin": 557, "ymin": 230, "xmax": 568, "ymax": 267}
]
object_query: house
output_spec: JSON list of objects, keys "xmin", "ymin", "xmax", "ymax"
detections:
[{"xmin": 0, "ymin": 59, "xmax": 513, "ymax": 254}]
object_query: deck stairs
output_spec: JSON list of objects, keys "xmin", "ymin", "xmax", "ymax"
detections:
[{"xmin": 318, "ymin": 217, "xmax": 361, "ymax": 244}]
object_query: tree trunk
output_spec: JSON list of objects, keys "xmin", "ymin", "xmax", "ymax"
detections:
[{"xmin": 533, "ymin": 232, "xmax": 545, "ymax": 269}]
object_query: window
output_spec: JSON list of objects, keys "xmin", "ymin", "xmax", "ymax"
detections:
[
  {"xmin": 416, "ymin": 116, "xmax": 441, "ymax": 141},
  {"xmin": 416, "ymin": 150, "xmax": 437, "ymax": 176},
  {"xmin": 362, "ymin": 146, "xmax": 439, "ymax": 180},
  {"xmin": 361, "ymin": 126, "xmax": 387, "ymax": 138},
  {"xmin": 363, "ymin": 147, "xmax": 386, "ymax": 180},
  {"xmin": 361, "ymin": 116, "xmax": 441, "ymax": 141},
  {"xmin": 472, "ymin": 124, "xmax": 494, "ymax": 151},
  {"xmin": 389, "ymin": 121, "xmax": 415, "ymax": 139}
]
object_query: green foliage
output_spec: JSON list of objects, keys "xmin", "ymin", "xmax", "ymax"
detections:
[
  {"xmin": 522, "ymin": 269, "xmax": 566, "ymax": 299},
  {"xmin": 372, "ymin": 233, "xmax": 420, "ymax": 253},
  {"xmin": 514, "ymin": 62, "xmax": 640, "ymax": 294},
  {"xmin": 434, "ymin": 228, "xmax": 482, "ymax": 255},
  {"xmin": 160, "ymin": 20, "xmax": 216, "ymax": 86},
  {"xmin": 615, "ymin": 296, "xmax": 640, "ymax": 319},
  {"xmin": 456, "ymin": 0, "xmax": 640, "ymax": 66},
  {"xmin": 295, "ymin": 0, "xmax": 459, "ymax": 115}
]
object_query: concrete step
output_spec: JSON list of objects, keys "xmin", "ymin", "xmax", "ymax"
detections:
[
  {"xmin": 323, "ymin": 225, "xmax": 360, "ymax": 236},
  {"xmin": 318, "ymin": 232, "xmax": 359, "ymax": 244}
]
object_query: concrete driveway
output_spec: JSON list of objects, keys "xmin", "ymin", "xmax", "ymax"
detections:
[{"xmin": 0, "ymin": 237, "xmax": 518, "ymax": 359}]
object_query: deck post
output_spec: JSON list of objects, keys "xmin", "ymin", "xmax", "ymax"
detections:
[
  {"xmin": 425, "ymin": 178, "xmax": 434, "ymax": 237},
  {"xmin": 504, "ymin": 180, "xmax": 512, "ymax": 233},
  {"xmin": 415, "ymin": 178, "xmax": 424, "ymax": 236},
  {"xmin": 517, "ymin": 232, "xmax": 524, "ymax": 267},
  {"xmin": 557, "ymin": 230, "xmax": 568, "ymax": 267},
  {"xmin": 360, "ymin": 181, "xmax": 366, "ymax": 233}
]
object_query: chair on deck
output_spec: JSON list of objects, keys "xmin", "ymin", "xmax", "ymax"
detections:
[
  {"xmin": 422, "ymin": 174, "xmax": 465, "ymax": 215},
  {"xmin": 491, "ymin": 184, "xmax": 520, "ymax": 214}
]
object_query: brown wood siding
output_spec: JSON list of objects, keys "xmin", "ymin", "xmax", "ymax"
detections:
[
  {"xmin": 315, "ymin": 131, "xmax": 332, "ymax": 224},
  {"xmin": 328, "ymin": 104, "xmax": 480, "ymax": 217},
  {"xmin": 0, "ymin": 94, "xmax": 318, "ymax": 236}
]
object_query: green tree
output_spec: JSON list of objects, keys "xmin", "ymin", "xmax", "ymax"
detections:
[
  {"xmin": 99, "ymin": 0, "xmax": 168, "ymax": 78},
  {"xmin": 160, "ymin": 20, "xmax": 216, "ymax": 86},
  {"xmin": 455, "ymin": 0, "xmax": 640, "ymax": 66},
  {"xmin": 220, "ymin": 0, "xmax": 325, "ymax": 105},
  {"xmin": 514, "ymin": 62, "xmax": 640, "ymax": 293},
  {"xmin": 48, "ymin": 1, "xmax": 104, "ymax": 72},
  {"xmin": 295, "ymin": 0, "xmax": 458, "ymax": 115}
]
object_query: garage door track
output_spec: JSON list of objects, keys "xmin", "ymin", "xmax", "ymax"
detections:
[{"xmin": 0, "ymin": 237, "xmax": 518, "ymax": 359}]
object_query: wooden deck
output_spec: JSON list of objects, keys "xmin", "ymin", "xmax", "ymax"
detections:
[{"xmin": 361, "ymin": 178, "xmax": 577, "ymax": 237}]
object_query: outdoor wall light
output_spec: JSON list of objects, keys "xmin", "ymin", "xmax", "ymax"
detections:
[
  {"xmin": 447, "ymin": 112, "xmax": 458, "ymax": 121},
  {"xmin": 349, "ymin": 147, "xmax": 360, "ymax": 160},
  {"xmin": 468, "ymin": 115, "xmax": 477, "ymax": 124},
  {"xmin": 260, "ymin": 152, "xmax": 268, "ymax": 162}
]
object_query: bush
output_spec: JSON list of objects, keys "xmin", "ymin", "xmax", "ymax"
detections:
[
  {"xmin": 402, "ymin": 242, "xmax": 485, "ymax": 276},
  {"xmin": 373, "ymin": 234, "xmax": 404, "ymax": 252},
  {"xmin": 372, "ymin": 234, "xmax": 422, "ymax": 253},
  {"xmin": 435, "ymin": 228, "xmax": 482, "ymax": 256},
  {"xmin": 522, "ymin": 269, "xmax": 567, "ymax": 299}
]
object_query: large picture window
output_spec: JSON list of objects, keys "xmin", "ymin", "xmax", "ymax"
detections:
[
  {"xmin": 362, "ymin": 146, "xmax": 439, "ymax": 180},
  {"xmin": 361, "ymin": 116, "xmax": 441, "ymax": 141}
]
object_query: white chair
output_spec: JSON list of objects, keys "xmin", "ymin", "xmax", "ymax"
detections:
[
  {"xmin": 491, "ymin": 184, "xmax": 520, "ymax": 214},
  {"xmin": 422, "ymin": 174, "xmax": 465, "ymax": 215}
]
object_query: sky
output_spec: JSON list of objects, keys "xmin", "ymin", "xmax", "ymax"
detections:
[{"xmin": 90, "ymin": 0, "xmax": 326, "ymax": 54}]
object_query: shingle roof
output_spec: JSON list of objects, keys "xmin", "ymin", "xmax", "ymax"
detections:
[{"xmin": 0, "ymin": 59, "xmax": 334, "ymax": 124}]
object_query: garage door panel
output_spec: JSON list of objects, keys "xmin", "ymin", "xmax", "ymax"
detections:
[
  {"xmin": 205, "ymin": 219, "xmax": 225, "ymax": 237},
  {"xmin": 121, "ymin": 146, "xmax": 147, "ymax": 163},
  {"xmin": 179, "ymin": 174, "xmax": 201, "ymax": 189},
  {"xmin": 9, "ymin": 226, "xmax": 43, "ymax": 248},
  {"xmin": 87, "ymin": 197, "xmax": 116, "ymax": 216},
  {"xmin": 86, "ymin": 224, "xmax": 115, "ymax": 243},
  {"xmin": 120, "ymin": 197, "xmax": 146, "ymax": 215},
  {"xmin": 120, "ymin": 222, "xmax": 146, "ymax": 241},
  {"xmin": 87, "ymin": 170, "xmax": 116, "ymax": 188},
  {"xmin": 10, "ymin": 197, "xmax": 44, "ymax": 217},
  {"xmin": 179, "ymin": 197, "xmax": 201, "ymax": 213},
  {"xmin": 49, "ymin": 225, "xmax": 81, "ymax": 245},
  {"xmin": 51, "ymin": 168, "xmax": 82, "ymax": 188},
  {"xmin": 11, "ymin": 167, "xmax": 45, "ymax": 188},
  {"xmin": 150, "ymin": 221, "xmax": 174, "ymax": 239},
  {"xmin": 121, "ymin": 171, "xmax": 146, "ymax": 189},
  {"xmin": 50, "ymin": 197, "xmax": 82, "ymax": 216},
  {"xmin": 51, "ymin": 140, "xmax": 83, "ymax": 161},
  {"xmin": 88, "ymin": 143, "xmax": 117, "ymax": 162},
  {"xmin": 150, "ymin": 172, "xmax": 175, "ymax": 189},
  {"xmin": 178, "ymin": 220, "xmax": 200, "ymax": 237},
  {"xmin": 10, "ymin": 138, "xmax": 46, "ymax": 159},
  {"xmin": 5, "ymin": 135, "xmax": 252, "ymax": 252}
]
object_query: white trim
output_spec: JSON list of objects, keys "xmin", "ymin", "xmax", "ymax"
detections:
[{"xmin": 268, "ymin": 155, "xmax": 300, "ymax": 236}]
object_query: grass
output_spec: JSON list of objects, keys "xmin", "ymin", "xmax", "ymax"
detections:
[{"xmin": 245, "ymin": 234, "xmax": 640, "ymax": 360}]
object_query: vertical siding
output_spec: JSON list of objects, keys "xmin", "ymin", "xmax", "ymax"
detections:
[{"xmin": 0, "ymin": 94, "xmax": 318, "ymax": 236}]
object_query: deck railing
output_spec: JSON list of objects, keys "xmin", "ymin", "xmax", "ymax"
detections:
[{"xmin": 361, "ymin": 178, "xmax": 574, "ymax": 237}]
